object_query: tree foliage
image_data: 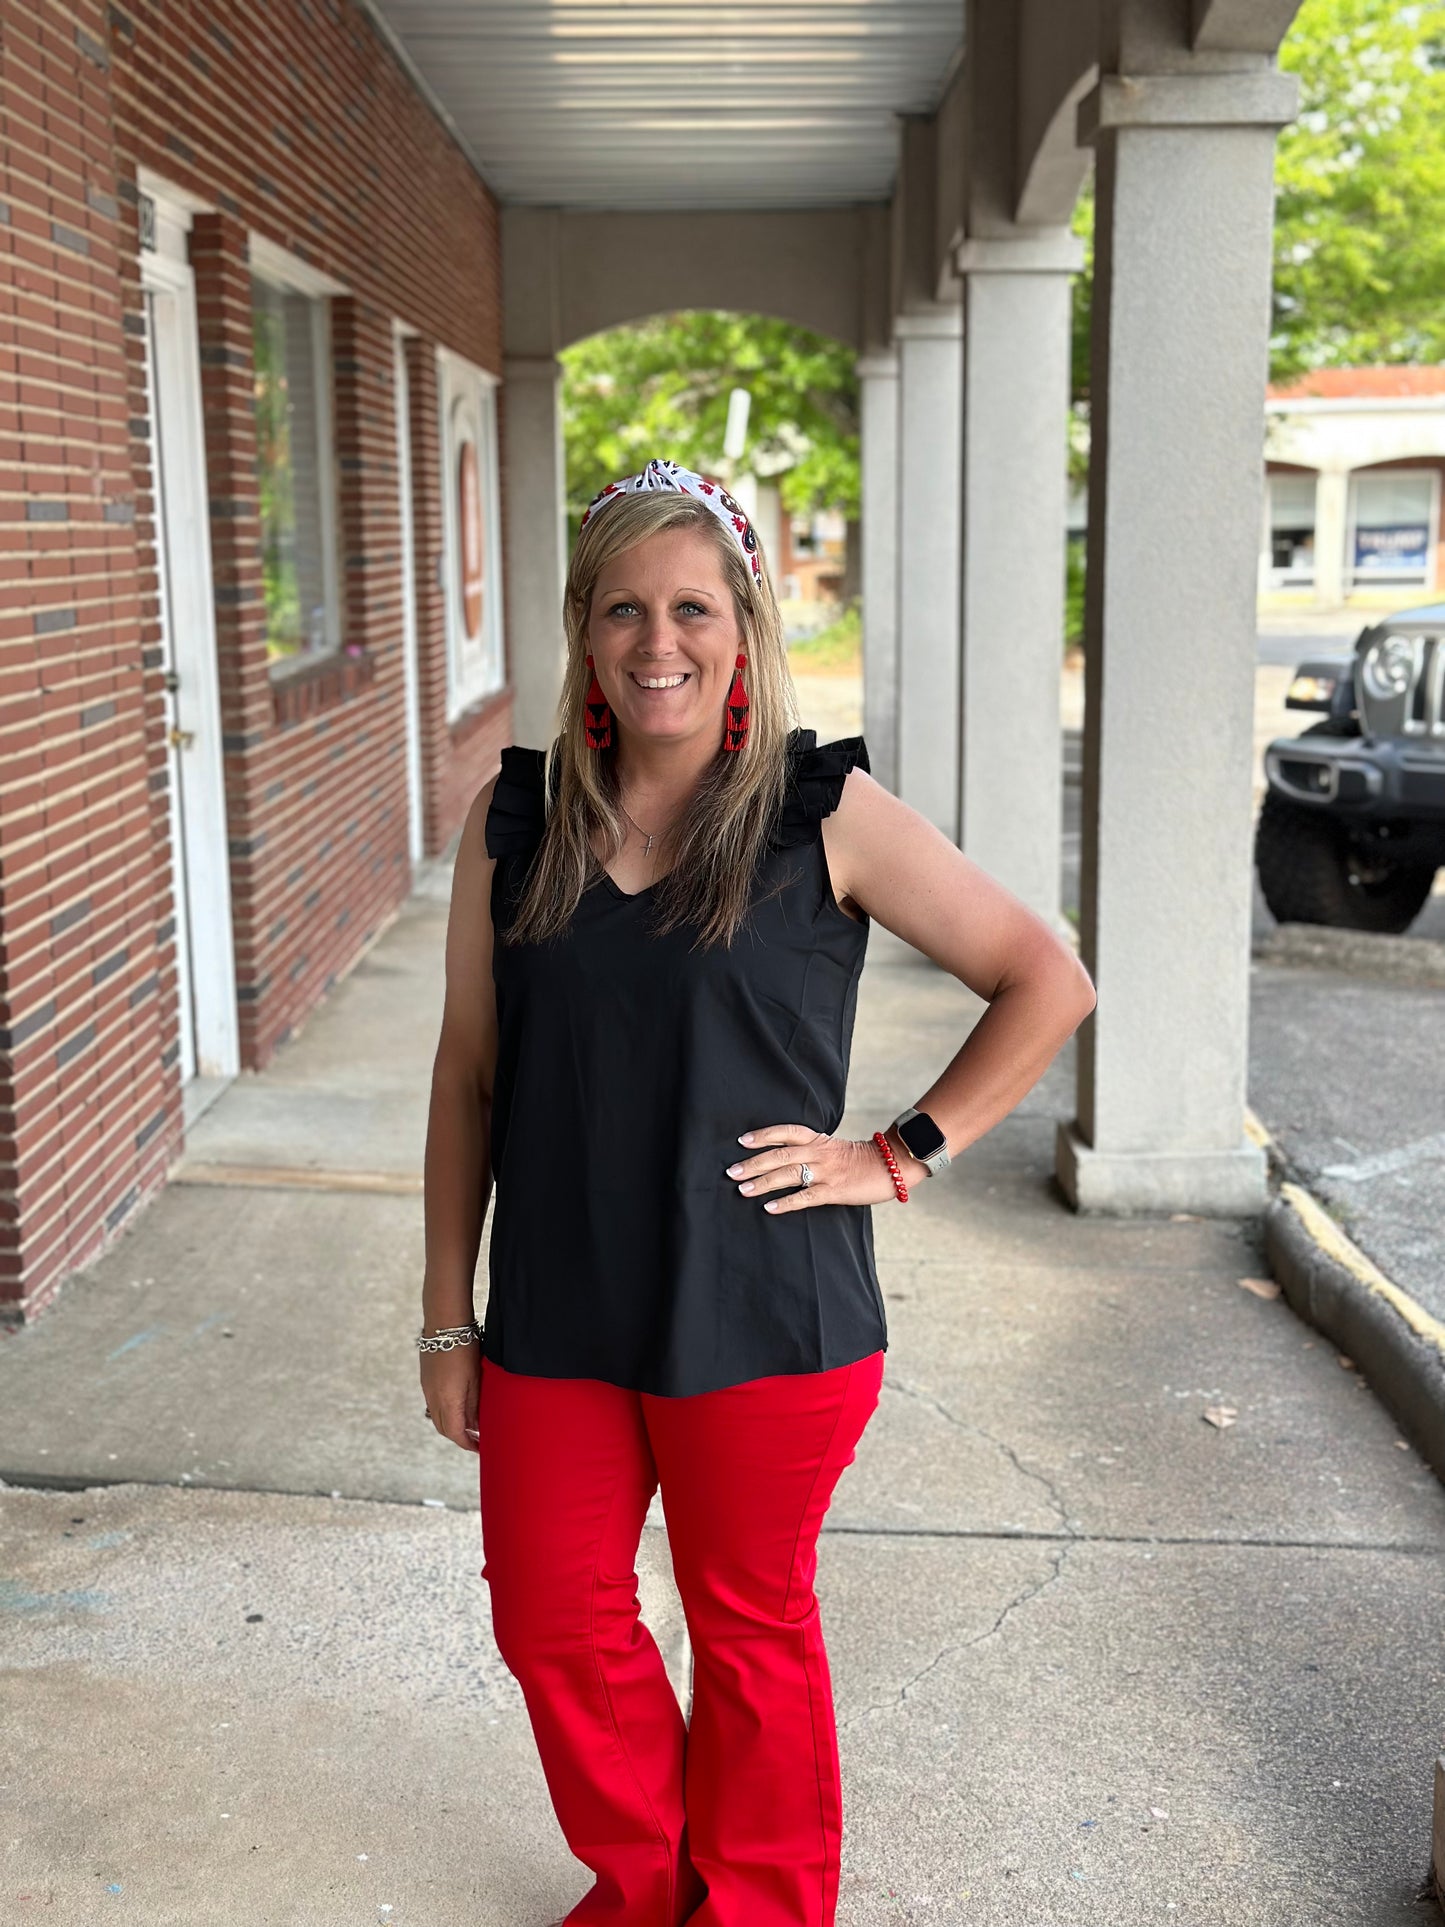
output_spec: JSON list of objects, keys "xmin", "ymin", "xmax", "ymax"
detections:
[
  {"xmin": 1272, "ymin": 0, "xmax": 1445, "ymax": 378},
  {"xmin": 560, "ymin": 310, "xmax": 859, "ymax": 538},
  {"xmin": 1071, "ymin": 0, "xmax": 1445, "ymax": 402}
]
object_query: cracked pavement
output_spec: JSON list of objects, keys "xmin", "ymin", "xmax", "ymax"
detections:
[{"xmin": 2, "ymin": 873, "xmax": 1444, "ymax": 1925}]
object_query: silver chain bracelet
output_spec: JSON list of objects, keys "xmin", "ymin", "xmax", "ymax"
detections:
[{"xmin": 416, "ymin": 1320, "xmax": 482, "ymax": 1353}]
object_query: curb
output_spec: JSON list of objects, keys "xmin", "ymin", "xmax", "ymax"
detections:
[
  {"xmin": 1249, "ymin": 1110, "xmax": 1445, "ymax": 1485},
  {"xmin": 1252, "ymin": 921, "xmax": 1445, "ymax": 989}
]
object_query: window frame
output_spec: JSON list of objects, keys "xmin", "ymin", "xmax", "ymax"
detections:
[
  {"xmin": 1345, "ymin": 466, "xmax": 1440, "ymax": 593},
  {"xmin": 1264, "ymin": 471, "xmax": 1319, "ymax": 588},
  {"xmin": 247, "ymin": 233, "xmax": 347, "ymax": 679},
  {"xmin": 437, "ymin": 345, "xmax": 506, "ymax": 720}
]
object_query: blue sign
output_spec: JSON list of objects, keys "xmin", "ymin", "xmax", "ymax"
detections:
[{"xmin": 1354, "ymin": 523, "xmax": 1430, "ymax": 571}]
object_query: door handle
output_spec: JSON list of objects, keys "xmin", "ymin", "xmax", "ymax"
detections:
[{"xmin": 168, "ymin": 726, "xmax": 195, "ymax": 750}]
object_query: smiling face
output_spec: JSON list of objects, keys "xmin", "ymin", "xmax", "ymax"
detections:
[{"xmin": 585, "ymin": 524, "xmax": 744, "ymax": 749}]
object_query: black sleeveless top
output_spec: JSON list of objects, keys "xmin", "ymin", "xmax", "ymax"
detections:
[{"xmin": 481, "ymin": 726, "xmax": 888, "ymax": 1398}]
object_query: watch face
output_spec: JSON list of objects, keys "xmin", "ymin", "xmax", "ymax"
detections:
[{"xmin": 897, "ymin": 1110, "xmax": 946, "ymax": 1161}]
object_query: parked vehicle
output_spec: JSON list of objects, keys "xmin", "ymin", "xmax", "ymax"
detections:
[{"xmin": 1256, "ymin": 603, "xmax": 1445, "ymax": 932}]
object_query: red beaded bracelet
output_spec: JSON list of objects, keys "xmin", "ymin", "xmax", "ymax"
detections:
[{"xmin": 871, "ymin": 1130, "xmax": 909, "ymax": 1203}]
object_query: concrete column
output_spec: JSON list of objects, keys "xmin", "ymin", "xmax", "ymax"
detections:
[
  {"xmin": 1057, "ymin": 62, "xmax": 1300, "ymax": 1214},
  {"xmin": 894, "ymin": 306, "xmax": 963, "ymax": 840},
  {"xmin": 501, "ymin": 353, "xmax": 569, "ymax": 750},
  {"xmin": 954, "ymin": 230, "xmax": 1083, "ymax": 926},
  {"xmin": 857, "ymin": 349, "xmax": 900, "ymax": 792},
  {"xmin": 752, "ymin": 481, "xmax": 783, "ymax": 586},
  {"xmin": 1313, "ymin": 468, "xmax": 1349, "ymax": 609}
]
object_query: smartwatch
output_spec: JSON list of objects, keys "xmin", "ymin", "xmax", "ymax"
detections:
[{"xmin": 890, "ymin": 1105, "xmax": 951, "ymax": 1176}]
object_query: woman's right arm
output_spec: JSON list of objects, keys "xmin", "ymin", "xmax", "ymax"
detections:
[{"xmin": 420, "ymin": 777, "xmax": 500, "ymax": 1451}]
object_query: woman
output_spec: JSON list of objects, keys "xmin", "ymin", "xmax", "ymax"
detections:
[{"xmin": 420, "ymin": 457, "xmax": 1095, "ymax": 1926}]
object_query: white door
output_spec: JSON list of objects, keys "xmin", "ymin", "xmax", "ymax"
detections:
[{"xmin": 140, "ymin": 199, "xmax": 239, "ymax": 1088}]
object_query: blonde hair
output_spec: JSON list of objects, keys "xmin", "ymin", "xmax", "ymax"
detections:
[{"xmin": 498, "ymin": 488, "xmax": 802, "ymax": 952}]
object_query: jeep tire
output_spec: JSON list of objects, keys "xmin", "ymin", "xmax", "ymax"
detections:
[{"xmin": 1255, "ymin": 789, "xmax": 1437, "ymax": 933}]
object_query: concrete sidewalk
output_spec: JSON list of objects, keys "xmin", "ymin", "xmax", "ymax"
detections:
[{"xmin": 3, "ymin": 868, "xmax": 1444, "ymax": 1926}]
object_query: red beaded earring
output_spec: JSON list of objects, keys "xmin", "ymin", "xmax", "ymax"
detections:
[
  {"xmin": 722, "ymin": 652, "xmax": 749, "ymax": 752},
  {"xmin": 583, "ymin": 653, "xmax": 612, "ymax": 749}
]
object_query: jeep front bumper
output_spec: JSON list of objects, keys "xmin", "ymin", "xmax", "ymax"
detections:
[{"xmin": 1264, "ymin": 735, "xmax": 1445, "ymax": 823}]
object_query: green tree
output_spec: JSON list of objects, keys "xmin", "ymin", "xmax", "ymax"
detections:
[
  {"xmin": 1272, "ymin": 0, "xmax": 1445, "ymax": 377},
  {"xmin": 1070, "ymin": 0, "xmax": 1445, "ymax": 398},
  {"xmin": 560, "ymin": 310, "xmax": 858, "ymax": 543}
]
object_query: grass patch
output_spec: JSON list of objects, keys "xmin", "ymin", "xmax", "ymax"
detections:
[
  {"xmin": 1065, "ymin": 536, "xmax": 1086, "ymax": 648},
  {"xmin": 787, "ymin": 602, "xmax": 862, "ymax": 673}
]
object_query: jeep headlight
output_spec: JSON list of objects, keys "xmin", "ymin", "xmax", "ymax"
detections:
[
  {"xmin": 1286, "ymin": 674, "xmax": 1337, "ymax": 706},
  {"xmin": 1360, "ymin": 635, "xmax": 1415, "ymax": 701}
]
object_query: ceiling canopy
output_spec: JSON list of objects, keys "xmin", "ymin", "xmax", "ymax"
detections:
[{"xmin": 368, "ymin": 2, "xmax": 964, "ymax": 209}]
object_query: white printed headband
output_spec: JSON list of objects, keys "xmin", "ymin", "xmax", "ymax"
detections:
[{"xmin": 578, "ymin": 457, "xmax": 763, "ymax": 583}]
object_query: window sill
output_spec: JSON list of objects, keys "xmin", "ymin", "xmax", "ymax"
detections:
[
  {"xmin": 447, "ymin": 679, "xmax": 511, "ymax": 742},
  {"xmin": 271, "ymin": 648, "xmax": 376, "ymax": 728}
]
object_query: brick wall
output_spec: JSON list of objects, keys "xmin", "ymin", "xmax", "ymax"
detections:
[{"xmin": 1, "ymin": 0, "xmax": 512, "ymax": 1322}]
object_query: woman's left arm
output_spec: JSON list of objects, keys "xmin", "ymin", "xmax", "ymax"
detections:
[{"xmin": 728, "ymin": 765, "xmax": 1097, "ymax": 1211}]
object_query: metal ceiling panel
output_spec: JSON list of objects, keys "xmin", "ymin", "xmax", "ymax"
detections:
[{"xmin": 368, "ymin": 1, "xmax": 964, "ymax": 208}]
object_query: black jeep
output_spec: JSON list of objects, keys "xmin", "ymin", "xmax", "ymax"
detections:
[{"xmin": 1255, "ymin": 602, "xmax": 1445, "ymax": 932}]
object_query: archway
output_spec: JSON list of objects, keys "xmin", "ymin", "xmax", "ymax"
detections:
[{"xmin": 558, "ymin": 305, "xmax": 867, "ymax": 744}]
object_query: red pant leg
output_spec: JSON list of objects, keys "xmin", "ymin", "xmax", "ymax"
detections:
[
  {"xmin": 642, "ymin": 1351, "xmax": 885, "ymax": 1927},
  {"xmin": 478, "ymin": 1358, "xmax": 706, "ymax": 1925}
]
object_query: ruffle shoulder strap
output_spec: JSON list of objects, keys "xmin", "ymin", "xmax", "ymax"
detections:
[
  {"xmin": 485, "ymin": 731, "xmax": 868, "ymax": 858},
  {"xmin": 484, "ymin": 743, "xmax": 549, "ymax": 859},
  {"xmin": 769, "ymin": 728, "xmax": 870, "ymax": 850}
]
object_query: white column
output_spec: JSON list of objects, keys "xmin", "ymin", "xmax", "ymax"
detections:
[
  {"xmin": 1057, "ymin": 65, "xmax": 1299, "ymax": 1215},
  {"xmin": 752, "ymin": 481, "xmax": 783, "ymax": 586},
  {"xmin": 1313, "ymin": 468, "xmax": 1349, "ymax": 609},
  {"xmin": 857, "ymin": 349, "xmax": 900, "ymax": 792},
  {"xmin": 501, "ymin": 353, "xmax": 569, "ymax": 750},
  {"xmin": 894, "ymin": 307, "xmax": 963, "ymax": 840},
  {"xmin": 954, "ymin": 230, "xmax": 1083, "ymax": 926}
]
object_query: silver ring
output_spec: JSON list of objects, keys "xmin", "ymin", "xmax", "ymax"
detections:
[{"xmin": 798, "ymin": 1162, "xmax": 814, "ymax": 1188}]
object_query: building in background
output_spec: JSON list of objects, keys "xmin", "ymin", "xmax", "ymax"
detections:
[
  {"xmin": 1067, "ymin": 367, "xmax": 1445, "ymax": 616},
  {"xmin": 1260, "ymin": 368, "xmax": 1445, "ymax": 609},
  {"xmin": 718, "ymin": 481, "xmax": 850, "ymax": 630},
  {"xmin": 777, "ymin": 505, "xmax": 849, "ymax": 607},
  {"xmin": 2, "ymin": 5, "xmax": 513, "ymax": 1323}
]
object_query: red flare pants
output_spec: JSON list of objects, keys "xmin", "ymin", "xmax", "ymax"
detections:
[{"xmin": 477, "ymin": 1349, "xmax": 885, "ymax": 1926}]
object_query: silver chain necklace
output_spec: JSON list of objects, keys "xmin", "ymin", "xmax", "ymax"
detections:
[{"xmin": 618, "ymin": 801, "xmax": 660, "ymax": 854}]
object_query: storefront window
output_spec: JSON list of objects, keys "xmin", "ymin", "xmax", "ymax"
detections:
[
  {"xmin": 1267, "ymin": 473, "xmax": 1317, "ymax": 584},
  {"xmin": 1348, "ymin": 470, "xmax": 1436, "ymax": 587},
  {"xmin": 251, "ymin": 273, "xmax": 339, "ymax": 672}
]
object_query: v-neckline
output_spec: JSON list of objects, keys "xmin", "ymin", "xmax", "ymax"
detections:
[{"xmin": 599, "ymin": 867, "xmax": 672, "ymax": 902}]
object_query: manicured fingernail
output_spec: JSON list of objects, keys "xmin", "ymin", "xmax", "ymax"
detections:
[
  {"xmin": 739, "ymin": 1181, "xmax": 754, "ymax": 1194},
  {"xmin": 725, "ymin": 1163, "xmax": 743, "ymax": 1177},
  {"xmin": 738, "ymin": 1132, "xmax": 754, "ymax": 1144},
  {"xmin": 763, "ymin": 1199, "xmax": 779, "ymax": 1211}
]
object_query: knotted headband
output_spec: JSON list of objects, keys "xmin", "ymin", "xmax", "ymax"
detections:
[{"xmin": 578, "ymin": 457, "xmax": 763, "ymax": 583}]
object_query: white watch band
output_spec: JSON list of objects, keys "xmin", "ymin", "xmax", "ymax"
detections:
[{"xmin": 891, "ymin": 1105, "xmax": 951, "ymax": 1175}]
